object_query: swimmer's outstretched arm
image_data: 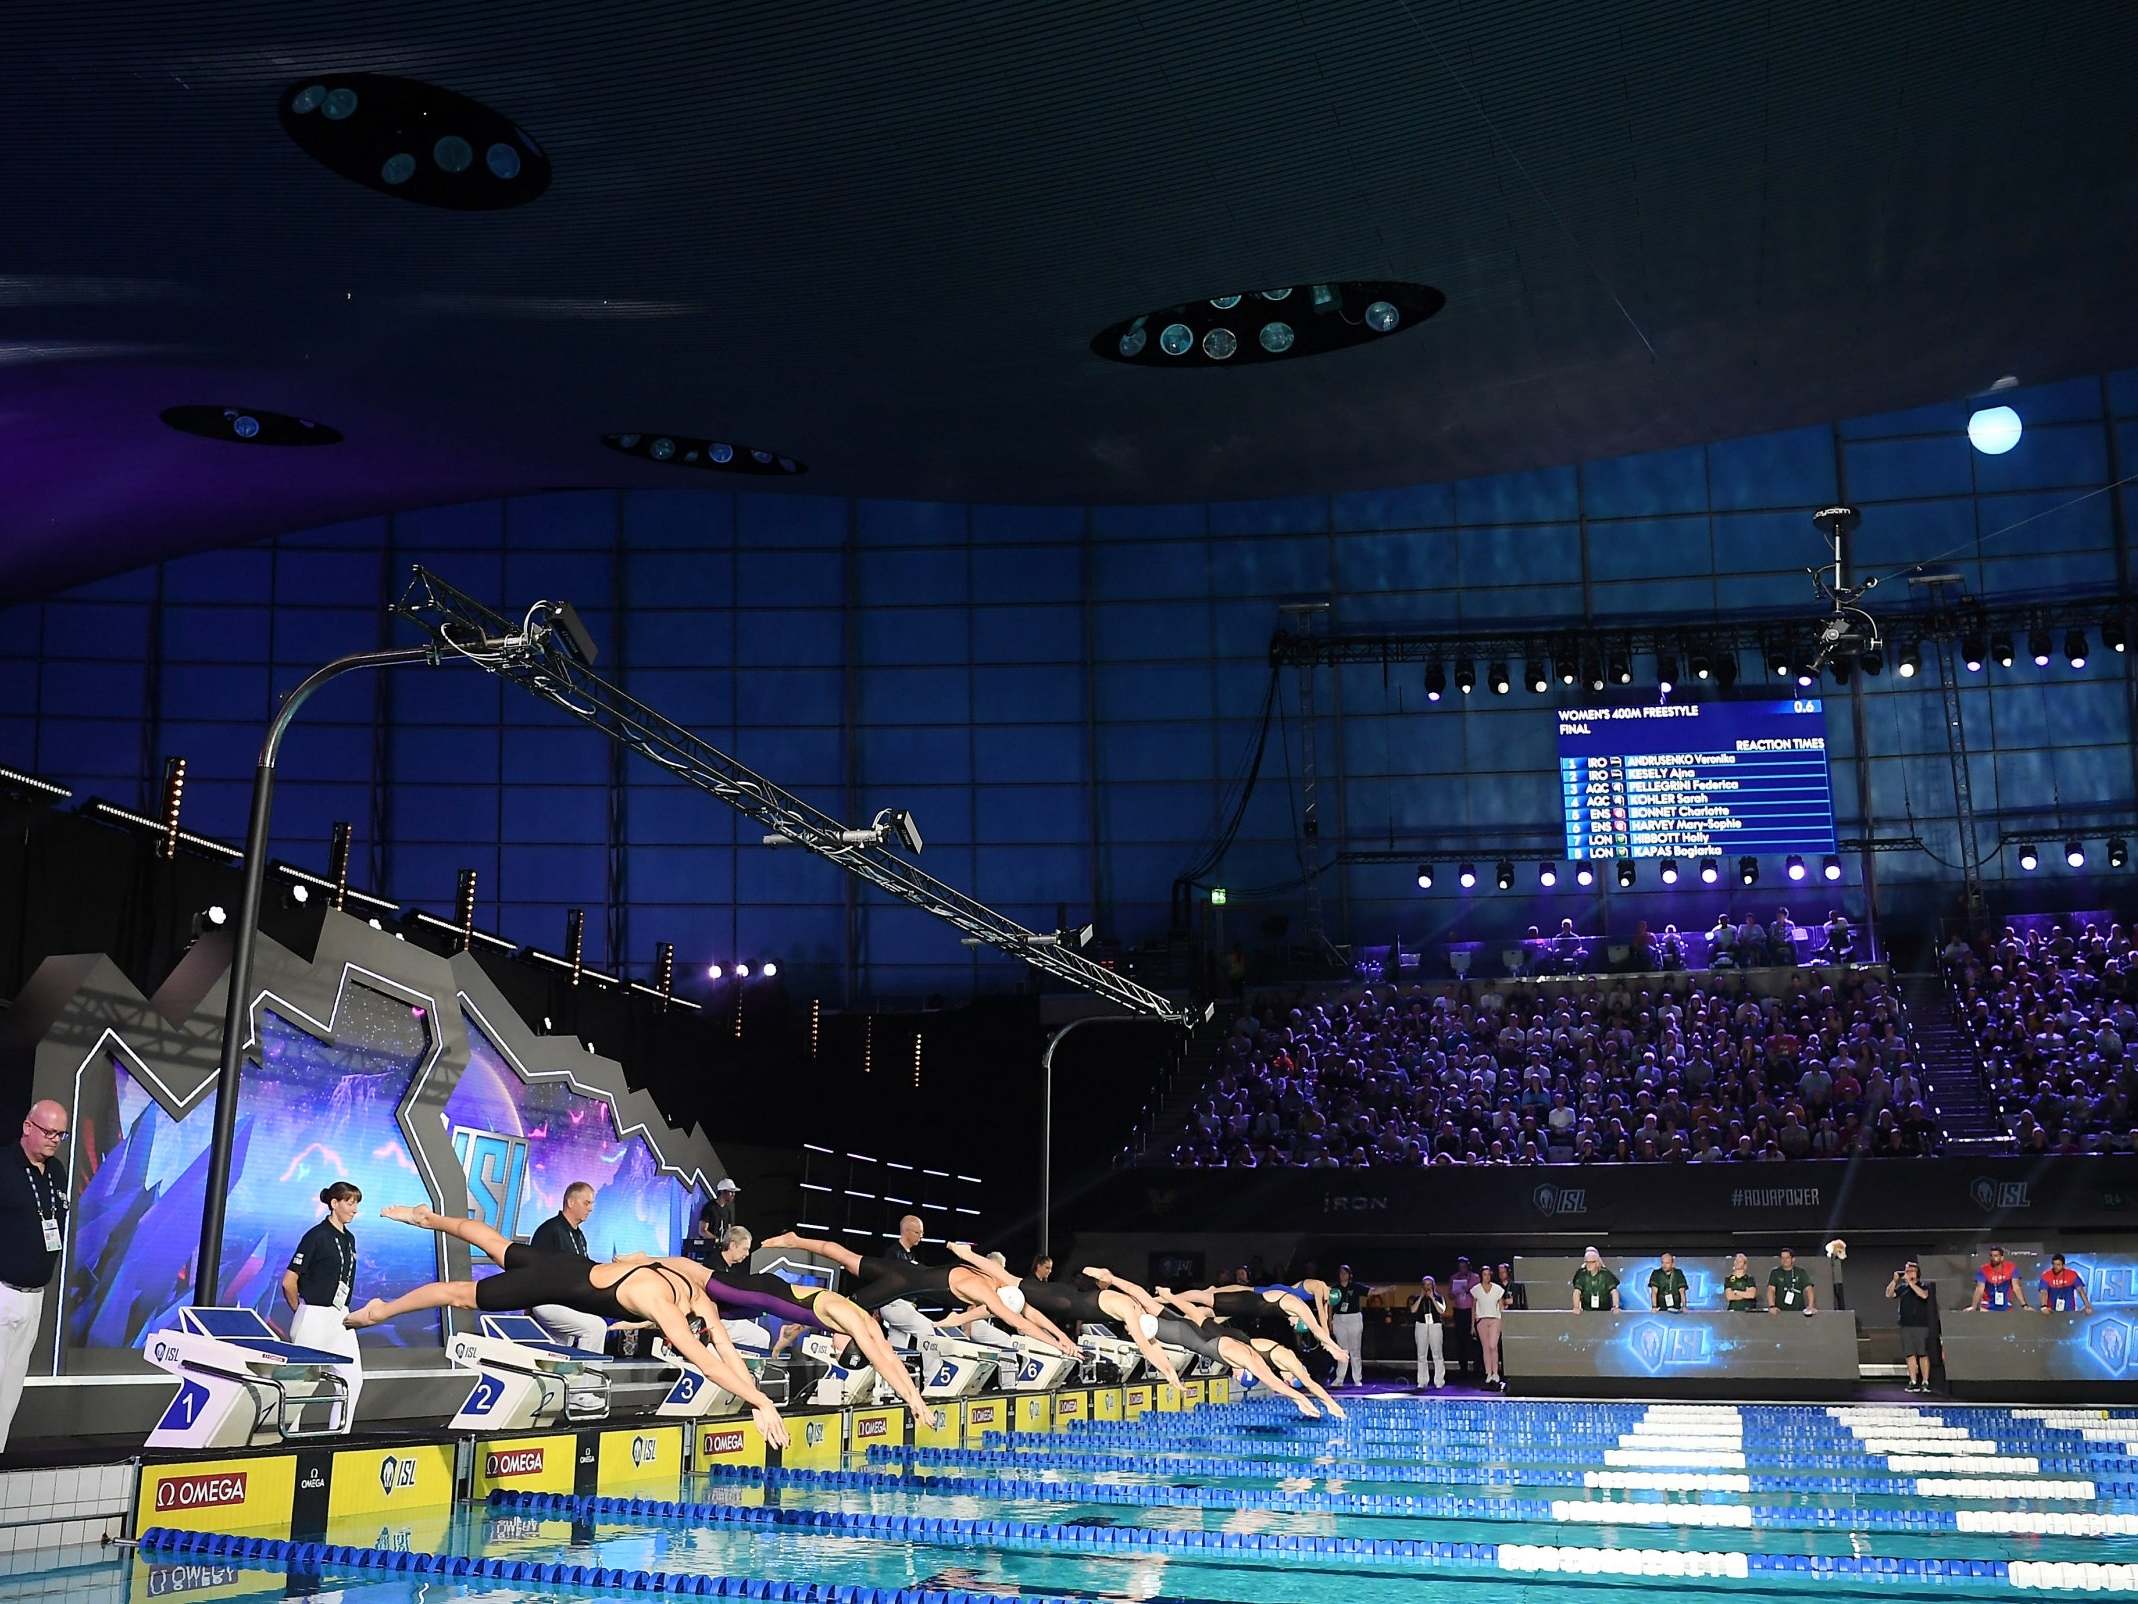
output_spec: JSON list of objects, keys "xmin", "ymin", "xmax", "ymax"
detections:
[
  {"xmin": 1080, "ymin": 1267, "xmax": 1162, "ymax": 1316},
  {"xmin": 760, "ymin": 1230, "xmax": 863, "ymax": 1277}
]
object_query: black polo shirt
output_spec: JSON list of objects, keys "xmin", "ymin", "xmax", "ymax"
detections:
[
  {"xmin": 286, "ymin": 1219, "xmax": 356, "ymax": 1307},
  {"xmin": 0, "ymin": 1150, "xmax": 67, "ymax": 1290},
  {"xmin": 531, "ymin": 1213, "xmax": 590, "ymax": 1259}
]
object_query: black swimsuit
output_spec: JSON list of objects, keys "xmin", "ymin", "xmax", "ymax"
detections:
[
  {"xmin": 475, "ymin": 1243, "xmax": 692, "ymax": 1319},
  {"xmin": 1152, "ymin": 1315, "xmax": 1229, "ymax": 1364}
]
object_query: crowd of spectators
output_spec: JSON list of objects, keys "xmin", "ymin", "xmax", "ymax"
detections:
[
  {"xmin": 1943, "ymin": 920, "xmax": 2138, "ymax": 1153},
  {"xmin": 1171, "ymin": 970, "xmax": 1938, "ymax": 1167}
]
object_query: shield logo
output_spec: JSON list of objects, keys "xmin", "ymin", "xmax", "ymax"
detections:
[
  {"xmin": 1626, "ymin": 1321, "xmax": 1667, "ymax": 1375},
  {"xmin": 2089, "ymin": 1318, "xmax": 2131, "ymax": 1377}
]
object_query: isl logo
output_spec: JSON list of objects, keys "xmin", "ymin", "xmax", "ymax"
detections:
[
  {"xmin": 1532, "ymin": 1184, "xmax": 1586, "ymax": 1217},
  {"xmin": 1971, "ymin": 1176, "xmax": 2030, "ymax": 1212},
  {"xmin": 377, "ymin": 1456, "xmax": 418, "ymax": 1497},
  {"xmin": 2089, "ymin": 1318, "xmax": 2132, "ymax": 1377},
  {"xmin": 805, "ymin": 1420, "xmax": 827, "ymax": 1448}
]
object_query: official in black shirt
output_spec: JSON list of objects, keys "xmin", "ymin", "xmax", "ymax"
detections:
[
  {"xmin": 697, "ymin": 1177, "xmax": 740, "ymax": 1252},
  {"xmin": 531, "ymin": 1182, "xmax": 608, "ymax": 1351},
  {"xmin": 282, "ymin": 1181, "xmax": 365, "ymax": 1420},
  {"xmin": 1329, "ymin": 1265, "xmax": 1367, "ymax": 1386},
  {"xmin": 0, "ymin": 1100, "xmax": 70, "ymax": 1450}
]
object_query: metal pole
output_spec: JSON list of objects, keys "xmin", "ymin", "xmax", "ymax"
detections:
[
  {"xmin": 194, "ymin": 645, "xmax": 435, "ymax": 1305},
  {"xmin": 1041, "ymin": 1013, "xmax": 1192, "ymax": 1259}
]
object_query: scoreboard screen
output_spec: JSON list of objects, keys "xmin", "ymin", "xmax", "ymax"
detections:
[{"xmin": 1558, "ymin": 697, "xmax": 1838, "ymax": 860}]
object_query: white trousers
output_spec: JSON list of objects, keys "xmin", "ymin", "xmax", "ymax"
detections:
[
  {"xmin": 1331, "ymin": 1312, "xmax": 1365, "ymax": 1385},
  {"xmin": 0, "ymin": 1284, "xmax": 44, "ymax": 1451},
  {"xmin": 876, "ymin": 1298, "xmax": 935, "ymax": 1349},
  {"xmin": 1413, "ymin": 1321, "xmax": 1445, "ymax": 1388},
  {"xmin": 533, "ymin": 1303, "xmax": 611, "ymax": 1353},
  {"xmin": 290, "ymin": 1301, "xmax": 364, "ymax": 1427}
]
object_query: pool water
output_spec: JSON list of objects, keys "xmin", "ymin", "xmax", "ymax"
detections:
[{"xmin": 48, "ymin": 1398, "xmax": 2138, "ymax": 1603}]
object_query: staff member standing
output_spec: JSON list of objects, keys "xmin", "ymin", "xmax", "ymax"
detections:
[
  {"xmin": 1723, "ymin": 1253, "xmax": 1760, "ymax": 1314},
  {"xmin": 1472, "ymin": 1265, "xmax": 1507, "ymax": 1391},
  {"xmin": 1408, "ymin": 1275, "xmax": 1447, "ymax": 1389},
  {"xmin": 2039, "ymin": 1253, "xmax": 2092, "ymax": 1315},
  {"xmin": 0, "ymin": 1100, "xmax": 71, "ymax": 1450},
  {"xmin": 874, "ymin": 1214, "xmax": 937, "ymax": 1348},
  {"xmin": 1648, "ymin": 1252, "xmax": 1690, "ymax": 1312},
  {"xmin": 1329, "ymin": 1265, "xmax": 1367, "ymax": 1386},
  {"xmin": 1447, "ymin": 1257, "xmax": 1479, "ymax": 1378},
  {"xmin": 1570, "ymin": 1248, "xmax": 1620, "ymax": 1313},
  {"xmin": 1970, "ymin": 1245, "xmax": 2022, "ymax": 1313},
  {"xmin": 1886, "ymin": 1260, "xmax": 1935, "ymax": 1392},
  {"xmin": 530, "ymin": 1182, "xmax": 608, "ymax": 1351},
  {"xmin": 698, "ymin": 1178, "xmax": 740, "ymax": 1249},
  {"xmin": 1766, "ymin": 1248, "xmax": 1816, "ymax": 1315},
  {"xmin": 283, "ymin": 1182, "xmax": 364, "ymax": 1421}
]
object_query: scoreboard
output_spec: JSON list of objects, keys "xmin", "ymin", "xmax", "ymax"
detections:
[{"xmin": 1558, "ymin": 698, "xmax": 1838, "ymax": 860}]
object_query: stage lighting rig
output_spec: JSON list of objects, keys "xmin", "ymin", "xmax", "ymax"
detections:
[{"xmin": 1802, "ymin": 505, "xmax": 1883, "ymax": 675}]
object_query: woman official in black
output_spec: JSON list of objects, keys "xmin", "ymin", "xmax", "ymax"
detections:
[{"xmin": 282, "ymin": 1181, "xmax": 364, "ymax": 1417}]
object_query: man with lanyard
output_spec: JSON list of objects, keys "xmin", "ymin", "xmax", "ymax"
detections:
[
  {"xmin": 1570, "ymin": 1247, "xmax": 1620, "ymax": 1313},
  {"xmin": 1722, "ymin": 1252, "xmax": 1760, "ymax": 1314},
  {"xmin": 1328, "ymin": 1264, "xmax": 1367, "ymax": 1385},
  {"xmin": 0, "ymin": 1101, "xmax": 69, "ymax": 1450},
  {"xmin": 530, "ymin": 1181, "xmax": 608, "ymax": 1352},
  {"xmin": 1447, "ymin": 1256, "xmax": 1479, "ymax": 1376},
  {"xmin": 1969, "ymin": 1245, "xmax": 2023, "ymax": 1314},
  {"xmin": 1766, "ymin": 1247, "xmax": 1816, "ymax": 1315},
  {"xmin": 1648, "ymin": 1251, "xmax": 1691, "ymax": 1312},
  {"xmin": 2038, "ymin": 1252, "xmax": 2092, "ymax": 1315},
  {"xmin": 873, "ymin": 1213, "xmax": 937, "ymax": 1348}
]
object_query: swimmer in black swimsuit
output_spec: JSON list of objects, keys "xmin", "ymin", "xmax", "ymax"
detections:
[
  {"xmin": 938, "ymin": 1244, "xmax": 1186, "ymax": 1388},
  {"xmin": 344, "ymin": 1205, "xmax": 793, "ymax": 1446},
  {"xmin": 1169, "ymin": 1283, "xmax": 1346, "ymax": 1363},
  {"xmin": 761, "ymin": 1232, "xmax": 1084, "ymax": 1361},
  {"xmin": 1147, "ymin": 1311, "xmax": 1324, "ymax": 1416}
]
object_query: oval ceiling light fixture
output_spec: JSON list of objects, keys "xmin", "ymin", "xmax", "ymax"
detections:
[
  {"xmin": 602, "ymin": 433, "xmax": 805, "ymax": 476},
  {"xmin": 280, "ymin": 73, "xmax": 548, "ymax": 209},
  {"xmin": 1093, "ymin": 279, "xmax": 1444, "ymax": 367},
  {"xmin": 160, "ymin": 405, "xmax": 343, "ymax": 446}
]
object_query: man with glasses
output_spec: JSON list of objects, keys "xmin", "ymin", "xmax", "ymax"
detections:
[{"xmin": 0, "ymin": 1101, "xmax": 70, "ymax": 1450}]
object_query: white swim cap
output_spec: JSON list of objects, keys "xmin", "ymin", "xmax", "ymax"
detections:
[
  {"xmin": 998, "ymin": 1285, "xmax": 1027, "ymax": 1314},
  {"xmin": 1139, "ymin": 1313, "xmax": 1160, "ymax": 1338}
]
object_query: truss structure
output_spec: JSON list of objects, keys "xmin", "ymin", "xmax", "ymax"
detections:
[{"xmin": 394, "ymin": 568, "xmax": 1190, "ymax": 1024}]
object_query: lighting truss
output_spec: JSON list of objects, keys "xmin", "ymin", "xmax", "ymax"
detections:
[{"xmin": 395, "ymin": 568, "xmax": 1188, "ymax": 1023}]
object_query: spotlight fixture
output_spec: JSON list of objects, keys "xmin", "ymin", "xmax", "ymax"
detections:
[
  {"xmin": 1858, "ymin": 649, "xmax": 1883, "ymax": 676},
  {"xmin": 1556, "ymin": 645, "xmax": 1579, "ymax": 687},
  {"xmin": 2107, "ymin": 617, "xmax": 2127, "ymax": 655},
  {"xmin": 707, "ymin": 963, "xmax": 724, "ymax": 980},
  {"xmin": 604, "ymin": 432, "xmax": 804, "ymax": 475},
  {"xmin": 1612, "ymin": 648, "xmax": 1633, "ymax": 687},
  {"xmin": 1795, "ymin": 659, "xmax": 1817, "ymax": 688},
  {"xmin": 1526, "ymin": 658, "xmax": 1549, "ymax": 694},
  {"xmin": 1821, "ymin": 855, "xmax": 1844, "ymax": 882},
  {"xmin": 1416, "ymin": 865, "xmax": 1434, "ymax": 889},
  {"xmin": 1785, "ymin": 855, "xmax": 1806, "ymax": 882},
  {"xmin": 1538, "ymin": 862, "xmax": 1557, "ymax": 887},
  {"xmin": 1829, "ymin": 659, "xmax": 1850, "ymax": 687},
  {"xmin": 1659, "ymin": 858, "xmax": 1679, "ymax": 885},
  {"xmin": 1698, "ymin": 857, "xmax": 1718, "ymax": 884},
  {"xmin": 161, "ymin": 405, "xmax": 342, "ymax": 447},
  {"xmin": 280, "ymin": 73, "xmax": 550, "ymax": 208},
  {"xmin": 735, "ymin": 962, "xmax": 752, "ymax": 977},
  {"xmin": 2030, "ymin": 628, "xmax": 2052, "ymax": 668},
  {"xmin": 1897, "ymin": 641, "xmax": 1921, "ymax": 678},
  {"xmin": 1489, "ymin": 661, "xmax": 1511, "ymax": 695},
  {"xmin": 1574, "ymin": 860, "xmax": 1596, "ymax": 887},
  {"xmin": 1615, "ymin": 859, "xmax": 1635, "ymax": 889},
  {"xmin": 1425, "ymin": 662, "xmax": 1446, "ymax": 702},
  {"xmin": 1713, "ymin": 651, "xmax": 1739, "ymax": 690},
  {"xmin": 762, "ymin": 961, "xmax": 779, "ymax": 978},
  {"xmin": 2066, "ymin": 630, "xmax": 2088, "ymax": 669},
  {"xmin": 1585, "ymin": 658, "xmax": 1607, "ymax": 693},
  {"xmin": 1738, "ymin": 856, "xmax": 1759, "ymax": 886},
  {"xmin": 1093, "ymin": 279, "xmax": 1446, "ymax": 366},
  {"xmin": 1992, "ymin": 632, "xmax": 2014, "ymax": 669},
  {"xmin": 1455, "ymin": 660, "xmax": 1476, "ymax": 696},
  {"xmin": 1967, "ymin": 404, "xmax": 2023, "ymax": 456},
  {"xmin": 1458, "ymin": 863, "xmax": 1478, "ymax": 889},
  {"xmin": 2017, "ymin": 843, "xmax": 2039, "ymax": 872},
  {"xmin": 1767, "ymin": 642, "xmax": 1791, "ymax": 680},
  {"xmin": 1690, "ymin": 650, "xmax": 1712, "ymax": 682},
  {"xmin": 2111, "ymin": 837, "xmax": 2128, "ymax": 869},
  {"xmin": 1962, "ymin": 631, "xmax": 1986, "ymax": 672},
  {"xmin": 2066, "ymin": 840, "xmax": 2087, "ymax": 869},
  {"xmin": 1656, "ymin": 652, "xmax": 1678, "ymax": 694},
  {"xmin": 1495, "ymin": 860, "xmax": 1514, "ymax": 891}
]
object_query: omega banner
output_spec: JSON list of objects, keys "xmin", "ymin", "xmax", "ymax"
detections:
[{"xmin": 1079, "ymin": 1158, "xmax": 2134, "ymax": 1237}]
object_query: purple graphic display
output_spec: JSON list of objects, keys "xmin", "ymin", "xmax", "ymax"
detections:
[
  {"xmin": 65, "ymin": 983, "xmax": 441, "ymax": 1358},
  {"xmin": 445, "ymin": 1008, "xmax": 704, "ymax": 1274}
]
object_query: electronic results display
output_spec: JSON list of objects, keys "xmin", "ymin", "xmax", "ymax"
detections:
[{"xmin": 1558, "ymin": 698, "xmax": 1838, "ymax": 860}]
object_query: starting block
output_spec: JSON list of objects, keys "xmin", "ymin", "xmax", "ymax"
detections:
[
  {"xmin": 917, "ymin": 1331, "xmax": 1002, "ymax": 1399},
  {"xmin": 801, "ymin": 1332, "xmax": 880, "ymax": 1407},
  {"xmin": 652, "ymin": 1337, "xmax": 788, "ymax": 1418},
  {"xmin": 449, "ymin": 1313, "xmax": 611, "ymax": 1431},
  {"xmin": 143, "ymin": 1307, "xmax": 356, "ymax": 1449},
  {"xmin": 1078, "ymin": 1327, "xmax": 1146, "ymax": 1384},
  {"xmin": 995, "ymin": 1335, "xmax": 1078, "ymax": 1392}
]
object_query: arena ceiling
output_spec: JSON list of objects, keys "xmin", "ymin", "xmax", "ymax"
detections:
[{"xmin": 5, "ymin": 1, "xmax": 2138, "ymax": 596}]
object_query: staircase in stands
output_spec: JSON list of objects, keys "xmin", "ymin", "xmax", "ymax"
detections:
[{"xmin": 1898, "ymin": 971, "xmax": 2010, "ymax": 1149}]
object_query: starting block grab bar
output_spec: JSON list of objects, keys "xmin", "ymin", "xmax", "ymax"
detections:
[{"xmin": 143, "ymin": 1307, "xmax": 357, "ymax": 1450}]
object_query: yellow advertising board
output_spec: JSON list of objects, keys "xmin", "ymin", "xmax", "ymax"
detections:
[
  {"xmin": 471, "ymin": 1433, "xmax": 578, "ymax": 1500},
  {"xmin": 1181, "ymin": 1380, "xmax": 1207, "ymax": 1407},
  {"xmin": 1207, "ymin": 1375, "xmax": 1231, "ymax": 1406},
  {"xmin": 1155, "ymin": 1382, "xmax": 1183, "ymax": 1412},
  {"xmin": 137, "ymin": 1456, "xmax": 297, "ymax": 1537},
  {"xmin": 1122, "ymin": 1384, "xmax": 1151, "ymax": 1420},
  {"xmin": 697, "ymin": 1418, "xmax": 770, "ymax": 1470},
  {"xmin": 782, "ymin": 1411, "xmax": 844, "ymax": 1470},
  {"xmin": 1091, "ymin": 1386, "xmax": 1124, "ymax": 1421},
  {"xmin": 1051, "ymin": 1389, "xmax": 1091, "ymax": 1429},
  {"xmin": 327, "ymin": 1444, "xmax": 456, "ymax": 1519},
  {"xmin": 1013, "ymin": 1392, "xmax": 1055, "ymax": 1434},
  {"xmin": 849, "ymin": 1406, "xmax": 907, "ymax": 1456},
  {"xmin": 913, "ymin": 1403, "xmax": 960, "ymax": 1449},
  {"xmin": 961, "ymin": 1396, "xmax": 1011, "ymax": 1442},
  {"xmin": 598, "ymin": 1424, "xmax": 685, "ymax": 1497}
]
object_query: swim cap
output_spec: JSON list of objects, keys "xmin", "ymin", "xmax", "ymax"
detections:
[
  {"xmin": 998, "ymin": 1285, "xmax": 1027, "ymax": 1314},
  {"xmin": 1139, "ymin": 1313, "xmax": 1160, "ymax": 1339}
]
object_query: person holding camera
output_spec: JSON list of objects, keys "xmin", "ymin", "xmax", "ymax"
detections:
[{"xmin": 1886, "ymin": 1259, "xmax": 1935, "ymax": 1393}]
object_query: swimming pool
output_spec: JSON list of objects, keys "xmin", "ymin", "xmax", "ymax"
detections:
[{"xmin": 80, "ymin": 1399, "xmax": 2138, "ymax": 1602}]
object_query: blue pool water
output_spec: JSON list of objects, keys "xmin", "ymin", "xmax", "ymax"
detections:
[{"xmin": 42, "ymin": 1398, "xmax": 2138, "ymax": 1602}]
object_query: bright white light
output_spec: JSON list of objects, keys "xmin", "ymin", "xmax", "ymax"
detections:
[
  {"xmin": 1968, "ymin": 404, "xmax": 2022, "ymax": 455},
  {"xmin": 707, "ymin": 963, "xmax": 724, "ymax": 980},
  {"xmin": 289, "ymin": 883, "xmax": 310, "ymax": 904},
  {"xmin": 735, "ymin": 963, "xmax": 751, "ymax": 978},
  {"xmin": 205, "ymin": 905, "xmax": 228, "ymax": 926},
  {"xmin": 1458, "ymin": 866, "xmax": 1477, "ymax": 889},
  {"xmin": 761, "ymin": 961, "xmax": 779, "ymax": 978}
]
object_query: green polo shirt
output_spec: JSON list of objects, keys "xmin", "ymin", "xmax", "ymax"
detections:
[
  {"xmin": 1768, "ymin": 1265, "xmax": 1813, "ymax": 1310},
  {"xmin": 1648, "ymin": 1266, "xmax": 1690, "ymax": 1310},
  {"xmin": 1723, "ymin": 1273, "xmax": 1760, "ymax": 1313},
  {"xmin": 1571, "ymin": 1266, "xmax": 1620, "ymax": 1311}
]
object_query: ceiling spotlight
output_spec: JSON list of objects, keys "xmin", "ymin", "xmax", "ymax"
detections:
[
  {"xmin": 1615, "ymin": 859, "xmax": 1635, "ymax": 889},
  {"xmin": 604, "ymin": 432, "xmax": 805, "ymax": 475},
  {"xmin": 1659, "ymin": 858, "xmax": 1679, "ymax": 885},
  {"xmin": 1365, "ymin": 300, "xmax": 1401, "ymax": 333},
  {"xmin": 1786, "ymin": 855, "xmax": 1806, "ymax": 882},
  {"xmin": 1612, "ymin": 649, "xmax": 1633, "ymax": 687},
  {"xmin": 1416, "ymin": 865, "xmax": 1434, "ymax": 889},
  {"xmin": 1489, "ymin": 661, "xmax": 1511, "ymax": 695},
  {"xmin": 761, "ymin": 961, "xmax": 779, "ymax": 978},
  {"xmin": 2030, "ymin": 628, "xmax": 2052, "ymax": 667},
  {"xmin": 1859, "ymin": 649, "xmax": 1883, "ymax": 676},
  {"xmin": 2066, "ymin": 630, "xmax": 2088, "ymax": 669},
  {"xmin": 162, "ymin": 405, "xmax": 342, "ymax": 447},
  {"xmin": 1425, "ymin": 662, "xmax": 1446, "ymax": 702},
  {"xmin": 2066, "ymin": 840, "xmax": 2087, "ymax": 869},
  {"xmin": 735, "ymin": 962, "xmax": 752, "ymax": 977},
  {"xmin": 1713, "ymin": 653, "xmax": 1739, "ymax": 689},
  {"xmin": 1992, "ymin": 632, "xmax": 2015, "ymax": 669},
  {"xmin": 1795, "ymin": 661, "xmax": 1817, "ymax": 688},
  {"xmin": 1656, "ymin": 653, "xmax": 1678, "ymax": 694},
  {"xmin": 1586, "ymin": 658, "xmax": 1606, "ymax": 693},
  {"xmin": 1201, "ymin": 328, "xmax": 1238, "ymax": 360},
  {"xmin": 279, "ymin": 72, "xmax": 549, "ymax": 209},
  {"xmin": 1495, "ymin": 860, "xmax": 1514, "ymax": 891},
  {"xmin": 1574, "ymin": 860, "xmax": 1595, "ymax": 887},
  {"xmin": 1538, "ymin": 862, "xmax": 1558, "ymax": 888},
  {"xmin": 1698, "ymin": 858, "xmax": 1718, "ymax": 885},
  {"xmin": 1821, "ymin": 855, "xmax": 1844, "ymax": 882},
  {"xmin": 1690, "ymin": 651, "xmax": 1712, "ymax": 682},
  {"xmin": 1768, "ymin": 645, "xmax": 1792, "ymax": 680},
  {"xmin": 707, "ymin": 963, "xmax": 724, "ymax": 980},
  {"xmin": 2110, "ymin": 837, "xmax": 2128, "ymax": 869},
  {"xmin": 1556, "ymin": 647, "xmax": 1578, "ymax": 687},
  {"xmin": 1738, "ymin": 856, "xmax": 1758, "ymax": 886},
  {"xmin": 2106, "ymin": 617, "xmax": 2127, "ymax": 655},
  {"xmin": 1897, "ymin": 641, "xmax": 1921, "ymax": 678},
  {"xmin": 2018, "ymin": 843, "xmax": 2039, "ymax": 872},
  {"xmin": 1455, "ymin": 660, "xmax": 1476, "ymax": 696},
  {"xmin": 1159, "ymin": 323, "xmax": 1194, "ymax": 356},
  {"xmin": 1526, "ymin": 659, "xmax": 1549, "ymax": 694},
  {"xmin": 1967, "ymin": 404, "xmax": 2023, "ymax": 456},
  {"xmin": 1458, "ymin": 863, "xmax": 1478, "ymax": 889},
  {"xmin": 1962, "ymin": 631, "xmax": 1986, "ymax": 672},
  {"xmin": 1096, "ymin": 280, "xmax": 1445, "ymax": 366},
  {"xmin": 1829, "ymin": 659, "xmax": 1851, "ymax": 687},
  {"xmin": 1258, "ymin": 322, "xmax": 1295, "ymax": 353}
]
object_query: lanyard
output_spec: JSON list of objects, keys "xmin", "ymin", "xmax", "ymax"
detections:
[
  {"xmin": 321, "ymin": 1226, "xmax": 353, "ymax": 1289},
  {"xmin": 23, "ymin": 1158, "xmax": 58, "ymax": 1222},
  {"xmin": 570, "ymin": 1224, "xmax": 587, "ymax": 1258}
]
